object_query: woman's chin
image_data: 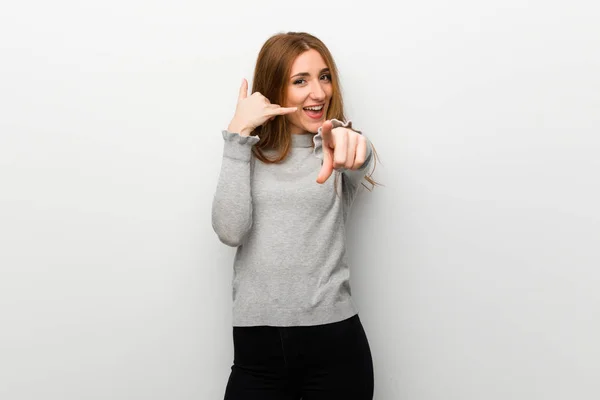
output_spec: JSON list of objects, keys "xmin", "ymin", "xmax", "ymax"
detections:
[{"xmin": 303, "ymin": 120, "xmax": 324, "ymax": 134}]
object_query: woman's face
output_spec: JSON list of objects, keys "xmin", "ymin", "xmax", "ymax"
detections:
[{"xmin": 283, "ymin": 49, "xmax": 333, "ymax": 134}]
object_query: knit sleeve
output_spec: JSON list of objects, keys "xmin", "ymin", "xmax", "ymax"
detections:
[
  {"xmin": 211, "ymin": 130, "xmax": 259, "ymax": 247},
  {"xmin": 313, "ymin": 119, "xmax": 374, "ymax": 188}
]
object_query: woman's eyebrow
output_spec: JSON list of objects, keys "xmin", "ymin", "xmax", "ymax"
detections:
[{"xmin": 291, "ymin": 68, "xmax": 330, "ymax": 79}]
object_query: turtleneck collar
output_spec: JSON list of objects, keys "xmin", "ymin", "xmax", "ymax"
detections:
[{"xmin": 291, "ymin": 132, "xmax": 316, "ymax": 148}]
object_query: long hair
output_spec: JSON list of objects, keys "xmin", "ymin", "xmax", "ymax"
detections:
[{"xmin": 250, "ymin": 31, "xmax": 379, "ymax": 189}]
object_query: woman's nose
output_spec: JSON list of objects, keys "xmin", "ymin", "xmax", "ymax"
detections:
[{"xmin": 310, "ymin": 81, "xmax": 326, "ymax": 101}]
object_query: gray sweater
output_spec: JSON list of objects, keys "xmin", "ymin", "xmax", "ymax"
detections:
[{"xmin": 211, "ymin": 119, "xmax": 374, "ymax": 326}]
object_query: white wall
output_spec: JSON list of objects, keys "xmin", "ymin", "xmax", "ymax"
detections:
[{"xmin": 1, "ymin": 1, "xmax": 599, "ymax": 399}]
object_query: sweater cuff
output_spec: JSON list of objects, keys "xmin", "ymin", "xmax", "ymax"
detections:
[{"xmin": 222, "ymin": 130, "xmax": 260, "ymax": 162}]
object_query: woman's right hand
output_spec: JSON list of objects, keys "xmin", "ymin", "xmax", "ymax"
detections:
[{"xmin": 227, "ymin": 78, "xmax": 298, "ymax": 136}]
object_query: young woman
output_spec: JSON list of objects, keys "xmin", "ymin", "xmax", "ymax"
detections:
[{"xmin": 212, "ymin": 31, "xmax": 379, "ymax": 400}]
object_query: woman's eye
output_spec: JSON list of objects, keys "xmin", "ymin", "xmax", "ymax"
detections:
[{"xmin": 293, "ymin": 74, "xmax": 331, "ymax": 85}]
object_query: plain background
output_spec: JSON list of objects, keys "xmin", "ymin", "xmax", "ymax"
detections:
[{"xmin": 1, "ymin": 1, "xmax": 599, "ymax": 399}]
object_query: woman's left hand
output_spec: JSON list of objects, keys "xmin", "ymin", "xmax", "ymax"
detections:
[{"xmin": 317, "ymin": 120, "xmax": 368, "ymax": 184}]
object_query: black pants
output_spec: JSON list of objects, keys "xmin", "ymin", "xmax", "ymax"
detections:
[{"xmin": 224, "ymin": 314, "xmax": 374, "ymax": 400}]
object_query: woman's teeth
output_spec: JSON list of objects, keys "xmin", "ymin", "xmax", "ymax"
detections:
[{"xmin": 303, "ymin": 105, "xmax": 323, "ymax": 111}]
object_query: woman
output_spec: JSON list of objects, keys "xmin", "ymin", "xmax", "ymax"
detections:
[{"xmin": 212, "ymin": 31, "xmax": 379, "ymax": 400}]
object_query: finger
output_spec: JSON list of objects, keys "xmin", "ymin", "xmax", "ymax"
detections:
[
  {"xmin": 238, "ymin": 78, "xmax": 248, "ymax": 101},
  {"xmin": 320, "ymin": 120, "xmax": 334, "ymax": 147},
  {"xmin": 353, "ymin": 136, "xmax": 367, "ymax": 169},
  {"xmin": 345, "ymin": 133, "xmax": 357, "ymax": 169},
  {"xmin": 333, "ymin": 131, "xmax": 347, "ymax": 169},
  {"xmin": 317, "ymin": 147, "xmax": 334, "ymax": 184},
  {"xmin": 266, "ymin": 106, "xmax": 298, "ymax": 116}
]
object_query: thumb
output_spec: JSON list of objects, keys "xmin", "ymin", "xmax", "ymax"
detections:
[
  {"xmin": 238, "ymin": 78, "xmax": 248, "ymax": 101},
  {"xmin": 320, "ymin": 120, "xmax": 333, "ymax": 145},
  {"xmin": 316, "ymin": 146, "xmax": 334, "ymax": 184}
]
